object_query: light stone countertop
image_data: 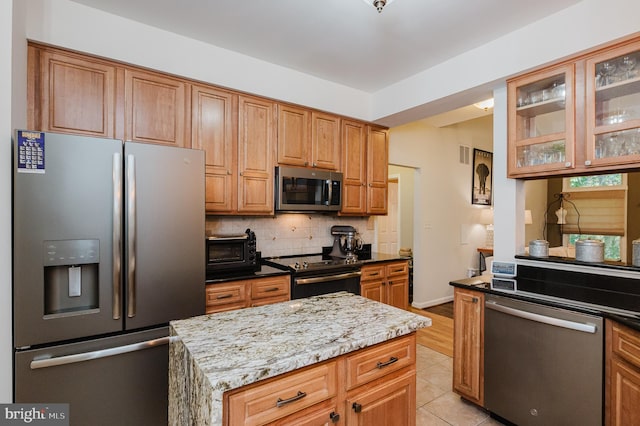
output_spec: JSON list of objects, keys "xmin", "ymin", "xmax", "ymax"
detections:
[{"xmin": 168, "ymin": 291, "xmax": 432, "ymax": 426}]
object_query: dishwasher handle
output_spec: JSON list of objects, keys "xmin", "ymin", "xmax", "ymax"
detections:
[{"xmin": 485, "ymin": 300, "xmax": 598, "ymax": 334}]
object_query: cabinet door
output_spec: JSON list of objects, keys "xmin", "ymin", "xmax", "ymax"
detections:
[
  {"xmin": 312, "ymin": 112, "xmax": 341, "ymax": 170},
  {"xmin": 606, "ymin": 320, "xmax": 640, "ymax": 426},
  {"xmin": 345, "ymin": 370, "xmax": 415, "ymax": 426},
  {"xmin": 274, "ymin": 399, "xmax": 341, "ymax": 426},
  {"xmin": 507, "ymin": 63, "xmax": 575, "ymax": 177},
  {"xmin": 341, "ymin": 120, "xmax": 367, "ymax": 214},
  {"xmin": 238, "ymin": 95, "xmax": 276, "ymax": 214},
  {"xmin": 452, "ymin": 288, "xmax": 484, "ymax": 406},
  {"xmin": 385, "ymin": 277, "xmax": 408, "ymax": 311},
  {"xmin": 125, "ymin": 69, "xmax": 189, "ymax": 147},
  {"xmin": 360, "ymin": 280, "xmax": 383, "ymax": 304},
  {"xmin": 191, "ymin": 85, "xmax": 237, "ymax": 213},
  {"xmin": 277, "ymin": 104, "xmax": 311, "ymax": 167},
  {"xmin": 366, "ymin": 126, "xmax": 389, "ymax": 215},
  {"xmin": 35, "ymin": 48, "xmax": 116, "ymax": 138},
  {"xmin": 585, "ymin": 40, "xmax": 640, "ymax": 169}
]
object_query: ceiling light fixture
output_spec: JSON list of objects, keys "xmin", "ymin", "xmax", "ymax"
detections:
[
  {"xmin": 363, "ymin": 0, "xmax": 395, "ymax": 13},
  {"xmin": 473, "ymin": 99, "xmax": 494, "ymax": 111}
]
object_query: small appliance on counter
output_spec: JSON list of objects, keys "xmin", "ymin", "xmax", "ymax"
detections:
[
  {"xmin": 328, "ymin": 225, "xmax": 363, "ymax": 263},
  {"xmin": 206, "ymin": 228, "xmax": 259, "ymax": 279}
]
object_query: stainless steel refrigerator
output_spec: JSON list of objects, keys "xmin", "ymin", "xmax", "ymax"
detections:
[{"xmin": 12, "ymin": 131, "xmax": 205, "ymax": 425}]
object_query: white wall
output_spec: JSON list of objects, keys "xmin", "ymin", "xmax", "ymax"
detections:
[
  {"xmin": 388, "ymin": 165, "xmax": 415, "ymax": 250},
  {"xmin": 374, "ymin": 0, "xmax": 640, "ymax": 126},
  {"xmin": 389, "ymin": 116, "xmax": 493, "ymax": 307}
]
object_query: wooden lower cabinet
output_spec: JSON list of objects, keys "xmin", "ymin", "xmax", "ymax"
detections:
[
  {"xmin": 360, "ymin": 261, "xmax": 409, "ymax": 310},
  {"xmin": 452, "ymin": 287, "xmax": 484, "ymax": 406},
  {"xmin": 206, "ymin": 275, "xmax": 290, "ymax": 314},
  {"xmin": 224, "ymin": 334, "xmax": 417, "ymax": 426},
  {"xmin": 606, "ymin": 319, "xmax": 640, "ymax": 426}
]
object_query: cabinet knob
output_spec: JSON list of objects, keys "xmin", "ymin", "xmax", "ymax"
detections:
[
  {"xmin": 362, "ymin": 183, "xmax": 366, "ymax": 186},
  {"xmin": 352, "ymin": 402, "xmax": 362, "ymax": 413},
  {"xmin": 368, "ymin": 183, "xmax": 372, "ymax": 187},
  {"xmin": 227, "ymin": 170, "xmax": 231, "ymax": 175},
  {"xmin": 472, "ymin": 297, "xmax": 479, "ymax": 303},
  {"xmin": 239, "ymin": 172, "xmax": 243, "ymax": 176},
  {"xmin": 304, "ymin": 161, "xmax": 309, "ymax": 166},
  {"xmin": 313, "ymin": 162, "xmax": 317, "ymax": 167},
  {"xmin": 329, "ymin": 412, "xmax": 340, "ymax": 423},
  {"xmin": 584, "ymin": 160, "xmax": 592, "ymax": 166},
  {"xmin": 565, "ymin": 162, "xmax": 572, "ymax": 168}
]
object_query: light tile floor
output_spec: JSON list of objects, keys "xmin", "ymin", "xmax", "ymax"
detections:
[{"xmin": 416, "ymin": 344, "xmax": 505, "ymax": 426}]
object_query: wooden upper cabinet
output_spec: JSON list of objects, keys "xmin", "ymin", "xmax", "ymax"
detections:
[
  {"xmin": 367, "ymin": 126, "xmax": 389, "ymax": 215},
  {"xmin": 277, "ymin": 104, "xmax": 311, "ymax": 167},
  {"xmin": 191, "ymin": 85, "xmax": 237, "ymax": 213},
  {"xmin": 341, "ymin": 119, "xmax": 367, "ymax": 215},
  {"xmin": 124, "ymin": 69, "xmax": 189, "ymax": 147},
  {"xmin": 277, "ymin": 106, "xmax": 341, "ymax": 170},
  {"xmin": 507, "ymin": 34, "xmax": 640, "ymax": 178},
  {"xmin": 29, "ymin": 46, "xmax": 117, "ymax": 138},
  {"xmin": 311, "ymin": 112, "xmax": 341, "ymax": 170},
  {"xmin": 238, "ymin": 95, "xmax": 277, "ymax": 214}
]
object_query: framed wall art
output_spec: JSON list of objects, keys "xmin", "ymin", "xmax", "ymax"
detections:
[{"xmin": 472, "ymin": 148, "xmax": 493, "ymax": 206}]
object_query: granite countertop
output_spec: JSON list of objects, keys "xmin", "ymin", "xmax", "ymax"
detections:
[
  {"xmin": 169, "ymin": 292, "xmax": 431, "ymax": 425},
  {"xmin": 205, "ymin": 265, "xmax": 289, "ymax": 284}
]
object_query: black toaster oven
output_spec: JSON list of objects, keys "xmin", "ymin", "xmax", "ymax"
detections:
[{"xmin": 206, "ymin": 228, "xmax": 258, "ymax": 278}]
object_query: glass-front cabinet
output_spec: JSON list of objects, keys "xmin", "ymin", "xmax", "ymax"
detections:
[
  {"xmin": 508, "ymin": 35, "xmax": 640, "ymax": 179},
  {"xmin": 508, "ymin": 64, "xmax": 575, "ymax": 177},
  {"xmin": 586, "ymin": 40, "xmax": 640, "ymax": 167}
]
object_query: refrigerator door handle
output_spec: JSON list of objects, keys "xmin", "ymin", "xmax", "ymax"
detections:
[
  {"xmin": 126, "ymin": 153, "xmax": 137, "ymax": 318},
  {"xmin": 29, "ymin": 336, "xmax": 179, "ymax": 370},
  {"xmin": 112, "ymin": 152, "xmax": 122, "ymax": 320}
]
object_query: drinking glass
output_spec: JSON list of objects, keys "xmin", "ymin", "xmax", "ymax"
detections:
[
  {"xmin": 600, "ymin": 62, "xmax": 616, "ymax": 86},
  {"xmin": 621, "ymin": 56, "xmax": 637, "ymax": 79}
]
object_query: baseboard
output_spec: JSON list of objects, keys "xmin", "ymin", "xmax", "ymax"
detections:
[{"xmin": 411, "ymin": 295, "xmax": 454, "ymax": 309}]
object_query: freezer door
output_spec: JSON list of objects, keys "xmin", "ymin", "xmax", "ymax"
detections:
[
  {"xmin": 15, "ymin": 328, "xmax": 169, "ymax": 425},
  {"xmin": 123, "ymin": 142, "xmax": 205, "ymax": 329},
  {"xmin": 13, "ymin": 132, "xmax": 124, "ymax": 347}
]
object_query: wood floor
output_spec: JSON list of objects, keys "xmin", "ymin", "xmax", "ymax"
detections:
[{"xmin": 411, "ymin": 307, "xmax": 454, "ymax": 357}]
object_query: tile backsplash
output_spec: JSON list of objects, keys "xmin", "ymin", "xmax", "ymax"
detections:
[{"xmin": 206, "ymin": 214, "xmax": 375, "ymax": 258}]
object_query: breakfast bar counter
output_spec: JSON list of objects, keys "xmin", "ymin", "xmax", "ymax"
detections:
[{"xmin": 168, "ymin": 292, "xmax": 431, "ymax": 425}]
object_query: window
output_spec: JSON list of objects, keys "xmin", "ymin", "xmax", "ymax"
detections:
[{"xmin": 562, "ymin": 174, "xmax": 626, "ymax": 261}]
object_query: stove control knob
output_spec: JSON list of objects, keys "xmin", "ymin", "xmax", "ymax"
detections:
[
  {"xmin": 303, "ymin": 261, "xmax": 309, "ymax": 269},
  {"xmin": 294, "ymin": 262, "xmax": 300, "ymax": 270}
]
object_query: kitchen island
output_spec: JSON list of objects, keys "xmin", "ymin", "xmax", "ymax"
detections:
[{"xmin": 169, "ymin": 291, "xmax": 431, "ymax": 425}]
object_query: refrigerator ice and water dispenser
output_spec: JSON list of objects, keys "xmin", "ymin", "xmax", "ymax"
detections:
[{"xmin": 42, "ymin": 239, "xmax": 100, "ymax": 316}]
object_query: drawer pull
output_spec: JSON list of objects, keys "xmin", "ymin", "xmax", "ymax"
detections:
[
  {"xmin": 276, "ymin": 391, "xmax": 307, "ymax": 407},
  {"xmin": 265, "ymin": 287, "xmax": 279, "ymax": 292},
  {"xmin": 216, "ymin": 294, "xmax": 233, "ymax": 300},
  {"xmin": 391, "ymin": 268, "xmax": 404, "ymax": 273},
  {"xmin": 329, "ymin": 411, "xmax": 340, "ymax": 423},
  {"xmin": 352, "ymin": 402, "xmax": 362, "ymax": 413},
  {"xmin": 376, "ymin": 356, "xmax": 398, "ymax": 369},
  {"xmin": 369, "ymin": 272, "xmax": 380, "ymax": 276}
]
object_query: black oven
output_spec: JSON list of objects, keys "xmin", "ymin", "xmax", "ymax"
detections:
[{"xmin": 206, "ymin": 229, "xmax": 258, "ymax": 278}]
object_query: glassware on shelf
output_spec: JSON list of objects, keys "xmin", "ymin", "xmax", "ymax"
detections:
[
  {"xmin": 621, "ymin": 56, "xmax": 637, "ymax": 79},
  {"xmin": 516, "ymin": 141, "xmax": 565, "ymax": 168},
  {"xmin": 598, "ymin": 61, "xmax": 617, "ymax": 87},
  {"xmin": 595, "ymin": 129, "xmax": 640, "ymax": 159}
]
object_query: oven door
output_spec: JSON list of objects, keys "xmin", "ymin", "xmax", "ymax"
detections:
[{"xmin": 292, "ymin": 270, "xmax": 361, "ymax": 299}]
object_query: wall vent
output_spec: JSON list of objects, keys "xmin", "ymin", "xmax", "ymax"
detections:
[{"xmin": 459, "ymin": 145, "xmax": 470, "ymax": 165}]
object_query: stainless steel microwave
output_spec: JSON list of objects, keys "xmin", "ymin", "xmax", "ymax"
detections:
[{"xmin": 275, "ymin": 166, "xmax": 342, "ymax": 212}]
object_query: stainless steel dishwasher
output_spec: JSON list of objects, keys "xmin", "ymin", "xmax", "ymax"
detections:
[{"xmin": 484, "ymin": 294, "xmax": 603, "ymax": 426}]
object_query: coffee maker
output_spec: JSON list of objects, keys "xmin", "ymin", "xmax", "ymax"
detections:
[{"xmin": 329, "ymin": 225, "xmax": 363, "ymax": 263}]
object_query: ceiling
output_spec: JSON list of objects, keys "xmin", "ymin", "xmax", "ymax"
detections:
[{"xmin": 71, "ymin": 0, "xmax": 580, "ymax": 96}]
